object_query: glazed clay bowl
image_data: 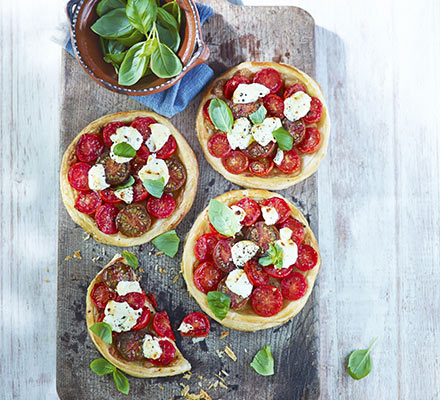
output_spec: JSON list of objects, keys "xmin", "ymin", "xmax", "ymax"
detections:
[{"xmin": 66, "ymin": 0, "xmax": 210, "ymax": 96}]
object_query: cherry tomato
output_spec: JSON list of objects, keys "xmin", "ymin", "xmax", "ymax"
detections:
[
  {"xmin": 90, "ymin": 282, "xmax": 115, "ymax": 309},
  {"xmin": 194, "ymin": 233, "xmax": 218, "ymax": 262},
  {"xmin": 244, "ymin": 259, "xmax": 269, "ymax": 286},
  {"xmin": 208, "ymin": 134, "xmax": 232, "ymax": 158},
  {"xmin": 149, "ymin": 339, "xmax": 176, "ymax": 366},
  {"xmin": 98, "ymin": 188, "xmax": 123, "ymax": 204},
  {"xmin": 68, "ymin": 162, "xmax": 91, "ymax": 192},
  {"xmin": 245, "ymin": 221, "xmax": 279, "ymax": 253},
  {"xmin": 249, "ymin": 157, "xmax": 274, "ymax": 177},
  {"xmin": 303, "ymin": 97, "xmax": 323, "ymax": 124},
  {"xmin": 261, "ymin": 197, "xmax": 291, "ymax": 224},
  {"xmin": 102, "ymin": 262, "xmax": 134, "ymax": 289},
  {"xmin": 76, "ymin": 134, "xmax": 104, "ymax": 162},
  {"xmin": 283, "ymin": 118, "xmax": 306, "ymax": 145},
  {"xmin": 203, "ymin": 99, "xmax": 213, "ymax": 124},
  {"xmin": 235, "ymin": 198, "xmax": 261, "ymax": 226},
  {"xmin": 147, "ymin": 292, "xmax": 158, "ymax": 309},
  {"xmin": 102, "ymin": 121, "xmax": 125, "ymax": 147},
  {"xmin": 277, "ymin": 147, "xmax": 301, "ymax": 173},
  {"xmin": 278, "ymin": 217, "xmax": 305, "ymax": 245},
  {"xmin": 146, "ymin": 193, "xmax": 175, "ymax": 219},
  {"xmin": 152, "ymin": 311, "xmax": 175, "ymax": 340},
  {"xmin": 283, "ymin": 83, "xmax": 307, "ymax": 99},
  {"xmin": 281, "ymin": 272, "xmax": 307, "ymax": 300},
  {"xmin": 132, "ymin": 178, "xmax": 149, "ymax": 202},
  {"xmin": 297, "ymin": 127, "xmax": 321, "ymax": 154},
  {"xmin": 295, "ymin": 244, "xmax": 318, "ymax": 271},
  {"xmin": 95, "ymin": 203, "xmax": 119, "ymax": 234},
  {"xmin": 253, "ymin": 68, "xmax": 282, "ymax": 94},
  {"xmin": 264, "ymin": 264, "xmax": 294, "ymax": 279},
  {"xmin": 74, "ymin": 191, "xmax": 102, "ymax": 215},
  {"xmin": 222, "ymin": 150, "xmax": 249, "ymax": 174},
  {"xmin": 242, "ymin": 141, "xmax": 275, "ymax": 160},
  {"xmin": 164, "ymin": 158, "xmax": 186, "ymax": 192},
  {"xmin": 156, "ymin": 136, "xmax": 177, "ymax": 159},
  {"xmin": 217, "ymin": 277, "xmax": 250, "ymax": 309},
  {"xmin": 116, "ymin": 292, "xmax": 146, "ymax": 310},
  {"xmin": 213, "ymin": 240, "xmax": 235, "ymax": 273},
  {"xmin": 224, "ymin": 75, "xmax": 251, "ymax": 100},
  {"xmin": 251, "ymin": 285, "xmax": 283, "ymax": 317},
  {"xmin": 131, "ymin": 306, "xmax": 151, "ymax": 330},
  {"xmin": 263, "ymin": 94, "xmax": 284, "ymax": 118},
  {"xmin": 130, "ymin": 117, "xmax": 156, "ymax": 142},
  {"xmin": 179, "ymin": 312, "xmax": 210, "ymax": 337},
  {"xmin": 193, "ymin": 262, "xmax": 223, "ymax": 294}
]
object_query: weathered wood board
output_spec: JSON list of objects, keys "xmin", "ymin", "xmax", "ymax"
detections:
[{"xmin": 56, "ymin": 1, "xmax": 318, "ymax": 399}]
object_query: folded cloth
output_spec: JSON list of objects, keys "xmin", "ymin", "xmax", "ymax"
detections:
[{"xmin": 65, "ymin": 4, "xmax": 213, "ymax": 118}]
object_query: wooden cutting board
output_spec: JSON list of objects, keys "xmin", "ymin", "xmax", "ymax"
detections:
[{"xmin": 56, "ymin": 1, "xmax": 319, "ymax": 399}]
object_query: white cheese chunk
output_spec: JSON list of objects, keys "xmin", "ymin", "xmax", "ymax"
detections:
[
  {"xmin": 142, "ymin": 334, "xmax": 163, "ymax": 360},
  {"xmin": 273, "ymin": 148, "xmax": 284, "ymax": 166},
  {"xmin": 251, "ymin": 117, "xmax": 282, "ymax": 147},
  {"xmin": 110, "ymin": 126, "xmax": 143, "ymax": 163},
  {"xmin": 115, "ymin": 281, "xmax": 142, "ymax": 297},
  {"xmin": 284, "ymin": 91, "xmax": 312, "ymax": 121},
  {"xmin": 227, "ymin": 117, "xmax": 252, "ymax": 150},
  {"xmin": 226, "ymin": 269, "xmax": 253, "ymax": 298},
  {"xmin": 88, "ymin": 164, "xmax": 110, "ymax": 191},
  {"xmin": 275, "ymin": 227, "xmax": 299, "ymax": 269},
  {"xmin": 261, "ymin": 205, "xmax": 279, "ymax": 225},
  {"xmin": 232, "ymin": 83, "xmax": 271, "ymax": 104},
  {"xmin": 103, "ymin": 300, "xmax": 142, "ymax": 333},
  {"xmin": 178, "ymin": 322, "xmax": 194, "ymax": 333},
  {"xmin": 231, "ymin": 240, "xmax": 259, "ymax": 267},
  {"xmin": 114, "ymin": 186, "xmax": 134, "ymax": 204},
  {"xmin": 146, "ymin": 123, "xmax": 171, "ymax": 153},
  {"xmin": 230, "ymin": 205, "xmax": 246, "ymax": 223},
  {"xmin": 138, "ymin": 154, "xmax": 169, "ymax": 185}
]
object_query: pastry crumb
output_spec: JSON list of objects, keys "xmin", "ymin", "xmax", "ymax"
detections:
[
  {"xmin": 159, "ymin": 385, "xmax": 164, "ymax": 390},
  {"xmin": 64, "ymin": 255, "xmax": 72, "ymax": 261},
  {"xmin": 159, "ymin": 267, "xmax": 167, "ymax": 274},
  {"xmin": 44, "ymin": 280, "xmax": 50, "ymax": 283},
  {"xmin": 184, "ymin": 388, "xmax": 212, "ymax": 400},
  {"xmin": 155, "ymin": 251, "xmax": 164, "ymax": 256},
  {"xmin": 221, "ymin": 370, "xmax": 229, "ymax": 377},
  {"xmin": 73, "ymin": 250, "xmax": 82, "ymax": 259},
  {"xmin": 91, "ymin": 256, "xmax": 100, "ymax": 263},
  {"xmin": 183, "ymin": 372, "xmax": 192, "ymax": 380},
  {"xmin": 180, "ymin": 384, "xmax": 190, "ymax": 396},
  {"xmin": 173, "ymin": 275, "xmax": 180, "ymax": 283},
  {"xmin": 216, "ymin": 349, "xmax": 224, "ymax": 358},
  {"xmin": 139, "ymin": 267, "xmax": 145, "ymax": 273},
  {"xmin": 82, "ymin": 233, "xmax": 90, "ymax": 241},
  {"xmin": 220, "ymin": 330, "xmax": 229, "ymax": 339},
  {"xmin": 224, "ymin": 345, "xmax": 237, "ymax": 361},
  {"xmin": 219, "ymin": 382, "xmax": 228, "ymax": 389},
  {"xmin": 215, "ymin": 374, "xmax": 226, "ymax": 383}
]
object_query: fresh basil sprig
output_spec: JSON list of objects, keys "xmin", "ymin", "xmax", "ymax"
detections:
[
  {"xmin": 156, "ymin": 23, "xmax": 180, "ymax": 52},
  {"xmin": 347, "ymin": 337, "xmax": 378, "ymax": 380},
  {"xmin": 208, "ymin": 199, "xmax": 241, "ymax": 237},
  {"xmin": 249, "ymin": 105, "xmax": 267, "ymax": 125},
  {"xmin": 151, "ymin": 42, "xmax": 182, "ymax": 78},
  {"xmin": 162, "ymin": 1, "xmax": 181, "ymax": 27},
  {"xmin": 207, "ymin": 291, "xmax": 231, "ymax": 320},
  {"xmin": 258, "ymin": 243, "xmax": 283, "ymax": 269},
  {"xmin": 250, "ymin": 345, "xmax": 274, "ymax": 376},
  {"xmin": 143, "ymin": 177, "xmax": 165, "ymax": 198},
  {"xmin": 114, "ymin": 176, "xmax": 135, "ymax": 190},
  {"xmin": 96, "ymin": 0, "xmax": 125, "ymax": 17},
  {"xmin": 208, "ymin": 99, "xmax": 234, "ymax": 133},
  {"xmin": 122, "ymin": 250, "xmax": 139, "ymax": 269},
  {"xmin": 126, "ymin": 0, "xmax": 157, "ymax": 34},
  {"xmin": 91, "ymin": 8, "xmax": 133, "ymax": 39},
  {"xmin": 272, "ymin": 127, "xmax": 293, "ymax": 151},
  {"xmin": 90, "ymin": 358, "xmax": 130, "ymax": 394},
  {"xmin": 152, "ymin": 230, "xmax": 180, "ymax": 257},
  {"xmin": 89, "ymin": 322, "xmax": 113, "ymax": 344},
  {"xmin": 118, "ymin": 41, "xmax": 151, "ymax": 86},
  {"xmin": 113, "ymin": 142, "xmax": 136, "ymax": 158}
]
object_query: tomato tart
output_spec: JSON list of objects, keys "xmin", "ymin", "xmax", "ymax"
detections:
[
  {"xmin": 181, "ymin": 189, "xmax": 321, "ymax": 331},
  {"xmin": 86, "ymin": 254, "xmax": 191, "ymax": 377},
  {"xmin": 60, "ymin": 111, "xmax": 198, "ymax": 246},
  {"xmin": 196, "ymin": 62, "xmax": 330, "ymax": 190}
]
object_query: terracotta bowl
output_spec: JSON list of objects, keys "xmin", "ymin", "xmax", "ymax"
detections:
[{"xmin": 66, "ymin": 0, "xmax": 210, "ymax": 96}]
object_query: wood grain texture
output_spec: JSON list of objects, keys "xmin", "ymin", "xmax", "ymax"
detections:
[{"xmin": 56, "ymin": 1, "xmax": 319, "ymax": 399}]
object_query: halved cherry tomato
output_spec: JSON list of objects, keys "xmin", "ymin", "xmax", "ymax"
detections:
[
  {"xmin": 281, "ymin": 272, "xmax": 307, "ymax": 300},
  {"xmin": 277, "ymin": 147, "xmax": 301, "ymax": 173},
  {"xmin": 149, "ymin": 339, "xmax": 176, "ymax": 366},
  {"xmin": 102, "ymin": 121, "xmax": 125, "ymax": 147},
  {"xmin": 152, "ymin": 311, "xmax": 175, "ymax": 340},
  {"xmin": 278, "ymin": 217, "xmax": 305, "ymax": 245},
  {"xmin": 251, "ymin": 285, "xmax": 283, "ymax": 317},
  {"xmin": 303, "ymin": 97, "xmax": 323, "ymax": 124},
  {"xmin": 217, "ymin": 277, "xmax": 250, "ymax": 309},
  {"xmin": 242, "ymin": 141, "xmax": 275, "ymax": 160},
  {"xmin": 130, "ymin": 146, "xmax": 150, "ymax": 176},
  {"xmin": 130, "ymin": 117, "xmax": 156, "ymax": 142},
  {"xmin": 224, "ymin": 75, "xmax": 251, "ymax": 100},
  {"xmin": 98, "ymin": 188, "xmax": 123, "ymax": 204},
  {"xmin": 68, "ymin": 162, "xmax": 91, "ymax": 192},
  {"xmin": 213, "ymin": 240, "xmax": 235, "ymax": 273},
  {"xmin": 203, "ymin": 99, "xmax": 213, "ymax": 124},
  {"xmin": 245, "ymin": 221, "xmax": 279, "ymax": 253},
  {"xmin": 76, "ymin": 134, "xmax": 104, "ymax": 162},
  {"xmin": 102, "ymin": 261, "xmax": 134, "ymax": 289},
  {"xmin": 261, "ymin": 197, "xmax": 291, "ymax": 224},
  {"xmin": 95, "ymin": 203, "xmax": 119, "ymax": 234},
  {"xmin": 147, "ymin": 292, "xmax": 158, "ymax": 309},
  {"xmin": 244, "ymin": 259, "xmax": 269, "ymax": 286},
  {"xmin": 283, "ymin": 118, "xmax": 306, "ymax": 145},
  {"xmin": 283, "ymin": 83, "xmax": 307, "ymax": 99},
  {"xmin": 116, "ymin": 292, "xmax": 146, "ymax": 310},
  {"xmin": 208, "ymin": 134, "xmax": 232, "ymax": 158},
  {"xmin": 91, "ymin": 282, "xmax": 116, "ymax": 309},
  {"xmin": 180, "ymin": 312, "xmax": 210, "ymax": 337},
  {"xmin": 263, "ymin": 94, "xmax": 284, "ymax": 118},
  {"xmin": 222, "ymin": 150, "xmax": 249, "ymax": 174},
  {"xmin": 115, "ymin": 330, "xmax": 144, "ymax": 361},
  {"xmin": 146, "ymin": 193, "xmax": 175, "ymax": 219},
  {"xmin": 132, "ymin": 178, "xmax": 149, "ymax": 202},
  {"xmin": 235, "ymin": 198, "xmax": 261, "ymax": 226},
  {"xmin": 296, "ymin": 127, "xmax": 321, "ymax": 154},
  {"xmin": 97, "ymin": 312, "xmax": 105, "ymax": 322},
  {"xmin": 131, "ymin": 306, "xmax": 151, "ymax": 330},
  {"xmin": 164, "ymin": 158, "xmax": 186, "ymax": 192},
  {"xmin": 264, "ymin": 264, "xmax": 294, "ymax": 279},
  {"xmin": 253, "ymin": 68, "xmax": 282, "ymax": 94},
  {"xmin": 75, "ymin": 191, "xmax": 102, "ymax": 215},
  {"xmin": 193, "ymin": 262, "xmax": 223, "ymax": 293},
  {"xmin": 209, "ymin": 222, "xmax": 228, "ymax": 239},
  {"xmin": 194, "ymin": 233, "xmax": 218, "ymax": 262},
  {"xmin": 295, "ymin": 244, "xmax": 318, "ymax": 271},
  {"xmin": 156, "ymin": 136, "xmax": 177, "ymax": 159},
  {"xmin": 249, "ymin": 157, "xmax": 274, "ymax": 177}
]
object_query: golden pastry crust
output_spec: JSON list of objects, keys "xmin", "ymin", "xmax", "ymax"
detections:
[
  {"xmin": 86, "ymin": 254, "xmax": 191, "ymax": 378},
  {"xmin": 195, "ymin": 61, "xmax": 330, "ymax": 190},
  {"xmin": 181, "ymin": 189, "xmax": 321, "ymax": 331},
  {"xmin": 60, "ymin": 111, "xmax": 199, "ymax": 247}
]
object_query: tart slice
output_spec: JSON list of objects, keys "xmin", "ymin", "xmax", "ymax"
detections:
[
  {"xmin": 60, "ymin": 111, "xmax": 198, "ymax": 247},
  {"xmin": 181, "ymin": 190, "xmax": 321, "ymax": 331},
  {"xmin": 196, "ymin": 61, "xmax": 330, "ymax": 190},
  {"xmin": 86, "ymin": 254, "xmax": 191, "ymax": 378}
]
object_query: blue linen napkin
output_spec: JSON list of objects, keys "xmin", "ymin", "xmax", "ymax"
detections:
[{"xmin": 65, "ymin": 4, "xmax": 213, "ymax": 118}]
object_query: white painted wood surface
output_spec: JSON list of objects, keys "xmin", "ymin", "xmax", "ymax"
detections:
[{"xmin": 1, "ymin": 0, "xmax": 439, "ymax": 399}]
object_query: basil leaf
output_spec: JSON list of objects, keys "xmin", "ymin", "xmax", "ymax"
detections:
[
  {"xmin": 208, "ymin": 98, "xmax": 234, "ymax": 134},
  {"xmin": 150, "ymin": 42, "xmax": 182, "ymax": 78},
  {"xmin": 347, "ymin": 337, "xmax": 378, "ymax": 380},
  {"xmin": 259, "ymin": 244, "xmax": 283, "ymax": 268},
  {"xmin": 157, "ymin": 8, "xmax": 178, "ymax": 31},
  {"xmin": 126, "ymin": 0, "xmax": 157, "ymax": 34},
  {"xmin": 113, "ymin": 142, "xmax": 136, "ymax": 157},
  {"xmin": 114, "ymin": 176, "xmax": 135, "ymax": 190},
  {"xmin": 118, "ymin": 41, "xmax": 151, "ymax": 86},
  {"xmin": 250, "ymin": 345, "xmax": 274, "ymax": 376},
  {"xmin": 113, "ymin": 369, "xmax": 130, "ymax": 394},
  {"xmin": 100, "ymin": 37, "xmax": 109, "ymax": 54},
  {"xmin": 208, "ymin": 199, "xmax": 241, "ymax": 237},
  {"xmin": 90, "ymin": 358, "xmax": 116, "ymax": 375},
  {"xmin": 152, "ymin": 230, "xmax": 180, "ymax": 257},
  {"xmin": 103, "ymin": 39, "xmax": 127, "ymax": 66},
  {"xmin": 96, "ymin": 0, "xmax": 126, "ymax": 17},
  {"xmin": 156, "ymin": 23, "xmax": 180, "ymax": 52},
  {"xmin": 91, "ymin": 8, "xmax": 133, "ymax": 39},
  {"xmin": 143, "ymin": 177, "xmax": 165, "ymax": 198},
  {"xmin": 122, "ymin": 250, "xmax": 138, "ymax": 269},
  {"xmin": 249, "ymin": 105, "xmax": 267, "ymax": 125},
  {"xmin": 89, "ymin": 322, "xmax": 113, "ymax": 344},
  {"xmin": 162, "ymin": 1, "xmax": 181, "ymax": 27},
  {"xmin": 116, "ymin": 29, "xmax": 144, "ymax": 47},
  {"xmin": 272, "ymin": 127, "xmax": 293, "ymax": 151},
  {"xmin": 207, "ymin": 291, "xmax": 231, "ymax": 320}
]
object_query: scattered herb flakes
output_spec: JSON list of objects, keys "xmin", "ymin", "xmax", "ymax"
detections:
[
  {"xmin": 216, "ymin": 350, "xmax": 224, "ymax": 358},
  {"xmin": 221, "ymin": 370, "xmax": 229, "ymax": 376},
  {"xmin": 155, "ymin": 250, "xmax": 164, "ymax": 256},
  {"xmin": 219, "ymin": 330, "xmax": 229, "ymax": 339},
  {"xmin": 183, "ymin": 372, "xmax": 192, "ymax": 380},
  {"xmin": 159, "ymin": 267, "xmax": 167, "ymax": 274},
  {"xmin": 224, "ymin": 346, "xmax": 237, "ymax": 361},
  {"xmin": 218, "ymin": 382, "xmax": 228, "ymax": 389},
  {"xmin": 173, "ymin": 275, "xmax": 180, "ymax": 283},
  {"xmin": 64, "ymin": 255, "xmax": 72, "ymax": 261},
  {"xmin": 83, "ymin": 233, "xmax": 91, "ymax": 241}
]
